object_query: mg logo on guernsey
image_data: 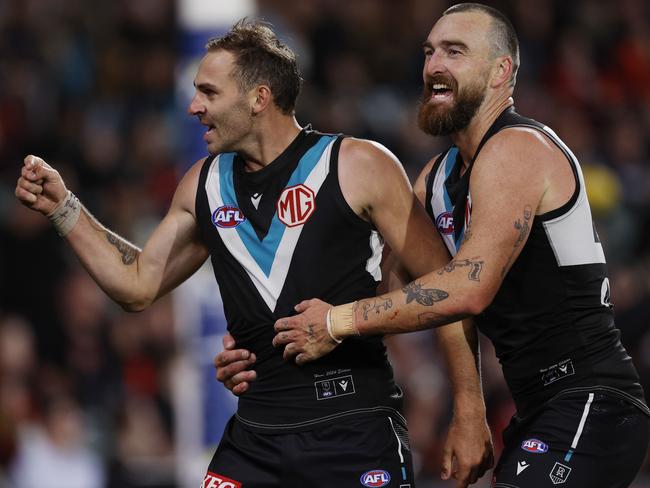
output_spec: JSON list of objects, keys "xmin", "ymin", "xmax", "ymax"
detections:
[
  {"xmin": 202, "ymin": 472, "xmax": 241, "ymax": 488},
  {"xmin": 360, "ymin": 470, "xmax": 391, "ymax": 487},
  {"xmin": 212, "ymin": 206, "xmax": 246, "ymax": 229},
  {"xmin": 436, "ymin": 211, "xmax": 454, "ymax": 235},
  {"xmin": 277, "ymin": 184, "xmax": 316, "ymax": 227}
]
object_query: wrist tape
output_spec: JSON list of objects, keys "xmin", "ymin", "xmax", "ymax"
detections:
[
  {"xmin": 47, "ymin": 190, "xmax": 81, "ymax": 237},
  {"xmin": 326, "ymin": 301, "xmax": 359, "ymax": 342}
]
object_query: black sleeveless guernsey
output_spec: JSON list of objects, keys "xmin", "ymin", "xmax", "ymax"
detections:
[
  {"xmin": 195, "ymin": 127, "xmax": 404, "ymax": 432},
  {"xmin": 425, "ymin": 107, "xmax": 649, "ymax": 418}
]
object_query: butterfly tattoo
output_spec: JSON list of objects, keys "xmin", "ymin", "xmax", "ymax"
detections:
[{"xmin": 402, "ymin": 282, "xmax": 449, "ymax": 306}]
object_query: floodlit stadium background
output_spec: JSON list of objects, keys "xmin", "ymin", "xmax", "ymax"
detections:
[{"xmin": 0, "ymin": 0, "xmax": 649, "ymax": 486}]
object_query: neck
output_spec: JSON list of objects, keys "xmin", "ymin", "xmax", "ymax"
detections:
[
  {"xmin": 239, "ymin": 115, "xmax": 302, "ymax": 172},
  {"xmin": 451, "ymin": 94, "xmax": 514, "ymax": 169}
]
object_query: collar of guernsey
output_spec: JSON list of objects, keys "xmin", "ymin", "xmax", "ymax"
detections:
[{"xmin": 205, "ymin": 134, "xmax": 337, "ymax": 312}]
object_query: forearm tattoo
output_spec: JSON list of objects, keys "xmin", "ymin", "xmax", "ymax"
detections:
[
  {"xmin": 437, "ymin": 258, "xmax": 484, "ymax": 281},
  {"xmin": 86, "ymin": 210, "xmax": 140, "ymax": 266},
  {"xmin": 106, "ymin": 232, "xmax": 138, "ymax": 265},
  {"xmin": 361, "ymin": 298, "xmax": 393, "ymax": 320},
  {"xmin": 501, "ymin": 205, "xmax": 532, "ymax": 277},
  {"xmin": 402, "ymin": 282, "xmax": 449, "ymax": 306}
]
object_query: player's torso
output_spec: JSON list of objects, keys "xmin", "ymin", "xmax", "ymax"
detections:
[
  {"xmin": 425, "ymin": 108, "xmax": 647, "ymax": 417},
  {"xmin": 195, "ymin": 128, "xmax": 403, "ymax": 431}
]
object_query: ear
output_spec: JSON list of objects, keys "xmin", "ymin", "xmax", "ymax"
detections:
[
  {"xmin": 250, "ymin": 85, "xmax": 272, "ymax": 115},
  {"xmin": 490, "ymin": 56, "xmax": 513, "ymax": 88}
]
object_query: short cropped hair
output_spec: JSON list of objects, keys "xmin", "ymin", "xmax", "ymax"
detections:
[
  {"xmin": 444, "ymin": 3, "xmax": 520, "ymax": 86},
  {"xmin": 206, "ymin": 20, "xmax": 301, "ymax": 114}
]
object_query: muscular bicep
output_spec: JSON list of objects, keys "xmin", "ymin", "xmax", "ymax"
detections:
[
  {"xmin": 338, "ymin": 139, "xmax": 450, "ymax": 279},
  {"xmin": 143, "ymin": 206, "xmax": 209, "ymax": 300},
  {"xmin": 451, "ymin": 130, "xmax": 548, "ymax": 305},
  {"xmin": 375, "ymin": 161, "xmax": 453, "ymax": 278},
  {"xmin": 137, "ymin": 160, "xmax": 209, "ymax": 302}
]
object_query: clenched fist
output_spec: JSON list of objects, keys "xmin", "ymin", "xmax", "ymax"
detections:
[{"xmin": 15, "ymin": 155, "xmax": 67, "ymax": 215}]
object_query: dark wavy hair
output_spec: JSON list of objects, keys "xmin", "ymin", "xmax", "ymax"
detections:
[{"xmin": 206, "ymin": 20, "xmax": 301, "ymax": 114}]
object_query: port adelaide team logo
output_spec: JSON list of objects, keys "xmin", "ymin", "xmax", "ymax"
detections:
[{"xmin": 212, "ymin": 206, "xmax": 246, "ymax": 229}]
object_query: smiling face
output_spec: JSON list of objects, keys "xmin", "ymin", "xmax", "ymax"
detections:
[
  {"xmin": 417, "ymin": 11, "xmax": 495, "ymax": 136},
  {"xmin": 188, "ymin": 49, "xmax": 254, "ymax": 155}
]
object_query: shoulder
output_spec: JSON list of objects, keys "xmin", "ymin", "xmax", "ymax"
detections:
[
  {"xmin": 413, "ymin": 155, "xmax": 442, "ymax": 201},
  {"xmin": 337, "ymin": 138, "xmax": 411, "ymax": 216},
  {"xmin": 338, "ymin": 137, "xmax": 402, "ymax": 171},
  {"xmin": 178, "ymin": 157, "xmax": 209, "ymax": 189},
  {"xmin": 172, "ymin": 157, "xmax": 210, "ymax": 214},
  {"xmin": 477, "ymin": 127, "xmax": 558, "ymax": 171},
  {"xmin": 468, "ymin": 128, "xmax": 556, "ymax": 211}
]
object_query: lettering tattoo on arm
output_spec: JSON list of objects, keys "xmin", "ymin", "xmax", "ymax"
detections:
[
  {"xmin": 85, "ymin": 211, "xmax": 140, "ymax": 266},
  {"xmin": 501, "ymin": 205, "xmax": 532, "ymax": 277},
  {"xmin": 437, "ymin": 258, "xmax": 484, "ymax": 281},
  {"xmin": 106, "ymin": 233, "xmax": 138, "ymax": 265},
  {"xmin": 401, "ymin": 282, "xmax": 449, "ymax": 306},
  {"xmin": 361, "ymin": 298, "xmax": 393, "ymax": 320}
]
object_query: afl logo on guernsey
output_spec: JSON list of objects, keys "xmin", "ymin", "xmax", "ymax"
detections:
[
  {"xmin": 360, "ymin": 470, "xmax": 391, "ymax": 487},
  {"xmin": 277, "ymin": 184, "xmax": 316, "ymax": 227},
  {"xmin": 521, "ymin": 438, "xmax": 549, "ymax": 453},
  {"xmin": 212, "ymin": 206, "xmax": 246, "ymax": 228},
  {"xmin": 436, "ymin": 211, "xmax": 454, "ymax": 235}
]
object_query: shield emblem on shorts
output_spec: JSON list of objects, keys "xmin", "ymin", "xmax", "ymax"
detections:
[{"xmin": 549, "ymin": 462, "xmax": 571, "ymax": 484}]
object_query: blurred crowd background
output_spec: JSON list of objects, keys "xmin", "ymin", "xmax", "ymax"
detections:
[{"xmin": 0, "ymin": 0, "xmax": 649, "ymax": 487}]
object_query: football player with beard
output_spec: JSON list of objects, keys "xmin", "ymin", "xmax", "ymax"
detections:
[
  {"xmin": 15, "ymin": 18, "xmax": 494, "ymax": 488},
  {"xmin": 273, "ymin": 3, "xmax": 650, "ymax": 487}
]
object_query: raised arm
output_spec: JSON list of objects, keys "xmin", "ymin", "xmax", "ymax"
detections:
[{"xmin": 15, "ymin": 155, "xmax": 209, "ymax": 311}]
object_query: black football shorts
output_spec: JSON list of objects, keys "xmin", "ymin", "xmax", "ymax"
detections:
[
  {"xmin": 492, "ymin": 390, "xmax": 649, "ymax": 488},
  {"xmin": 202, "ymin": 413, "xmax": 416, "ymax": 488}
]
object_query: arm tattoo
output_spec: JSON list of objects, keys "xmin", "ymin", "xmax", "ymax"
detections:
[
  {"xmin": 86, "ymin": 210, "xmax": 140, "ymax": 266},
  {"xmin": 307, "ymin": 324, "xmax": 315, "ymax": 340},
  {"xmin": 501, "ymin": 205, "xmax": 532, "ymax": 277},
  {"xmin": 361, "ymin": 298, "xmax": 393, "ymax": 320},
  {"xmin": 402, "ymin": 282, "xmax": 449, "ymax": 306},
  {"xmin": 106, "ymin": 232, "xmax": 138, "ymax": 265},
  {"xmin": 437, "ymin": 258, "xmax": 484, "ymax": 281}
]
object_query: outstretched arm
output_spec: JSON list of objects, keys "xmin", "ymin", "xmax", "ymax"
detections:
[{"xmin": 15, "ymin": 155, "xmax": 209, "ymax": 311}]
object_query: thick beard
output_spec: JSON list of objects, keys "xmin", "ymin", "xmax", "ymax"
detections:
[{"xmin": 417, "ymin": 80, "xmax": 486, "ymax": 136}]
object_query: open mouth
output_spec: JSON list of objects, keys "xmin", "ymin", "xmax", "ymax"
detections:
[{"xmin": 430, "ymin": 83, "xmax": 454, "ymax": 101}]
